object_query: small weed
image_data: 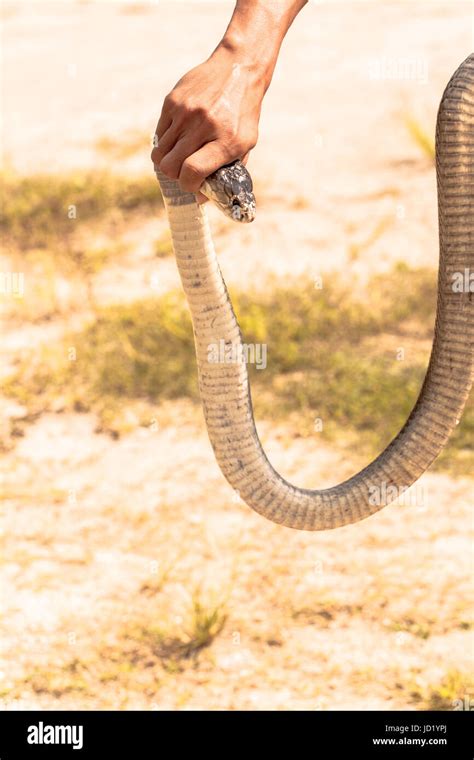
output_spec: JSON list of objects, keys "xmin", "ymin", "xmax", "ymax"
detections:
[
  {"xmin": 24, "ymin": 666, "xmax": 89, "ymax": 697},
  {"xmin": 409, "ymin": 670, "xmax": 472, "ymax": 710},
  {"xmin": 179, "ymin": 595, "xmax": 228, "ymax": 657},
  {"xmin": 404, "ymin": 116, "xmax": 436, "ymax": 162},
  {"xmin": 127, "ymin": 594, "xmax": 227, "ymax": 665},
  {"xmin": 154, "ymin": 234, "xmax": 173, "ymax": 258},
  {"xmin": 348, "ymin": 215, "xmax": 393, "ymax": 261},
  {"xmin": 388, "ymin": 619, "xmax": 432, "ymax": 640}
]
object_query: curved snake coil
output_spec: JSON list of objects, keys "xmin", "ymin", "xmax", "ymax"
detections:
[{"xmin": 155, "ymin": 54, "xmax": 473, "ymax": 531}]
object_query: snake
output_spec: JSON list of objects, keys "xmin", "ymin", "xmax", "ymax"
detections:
[{"xmin": 155, "ymin": 53, "xmax": 473, "ymax": 531}]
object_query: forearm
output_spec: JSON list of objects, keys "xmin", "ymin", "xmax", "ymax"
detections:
[{"xmin": 215, "ymin": 0, "xmax": 308, "ymax": 91}]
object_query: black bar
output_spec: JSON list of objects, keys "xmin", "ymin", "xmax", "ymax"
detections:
[{"xmin": 0, "ymin": 710, "xmax": 471, "ymax": 758}]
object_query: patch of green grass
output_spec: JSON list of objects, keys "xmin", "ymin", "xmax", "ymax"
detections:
[
  {"xmin": 260, "ymin": 354, "xmax": 427, "ymax": 452},
  {"xmin": 154, "ymin": 234, "xmax": 173, "ymax": 258},
  {"xmin": 4, "ymin": 292, "xmax": 197, "ymax": 413},
  {"xmin": 291, "ymin": 599, "xmax": 358, "ymax": 626},
  {"xmin": 236, "ymin": 262, "xmax": 437, "ymax": 371},
  {"xmin": 3, "ymin": 264, "xmax": 472, "ymax": 472},
  {"xmin": 23, "ymin": 666, "xmax": 89, "ymax": 698},
  {"xmin": 98, "ymin": 662, "xmax": 136, "ymax": 683},
  {"xmin": 180, "ymin": 596, "xmax": 228, "ymax": 657},
  {"xmin": 126, "ymin": 593, "xmax": 227, "ymax": 665},
  {"xmin": 1, "ymin": 171, "xmax": 161, "ymax": 249},
  {"xmin": 68, "ymin": 243, "xmax": 128, "ymax": 277},
  {"xmin": 408, "ymin": 670, "xmax": 472, "ymax": 710},
  {"xmin": 387, "ymin": 619, "xmax": 432, "ymax": 640},
  {"xmin": 405, "ymin": 116, "xmax": 436, "ymax": 162}
]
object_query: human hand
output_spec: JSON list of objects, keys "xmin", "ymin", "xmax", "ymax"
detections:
[{"xmin": 151, "ymin": 44, "xmax": 264, "ymax": 202}]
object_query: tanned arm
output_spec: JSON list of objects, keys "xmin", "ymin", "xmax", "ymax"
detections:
[{"xmin": 151, "ymin": 0, "xmax": 308, "ymax": 198}]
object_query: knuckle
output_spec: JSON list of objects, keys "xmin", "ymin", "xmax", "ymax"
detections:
[
  {"xmin": 192, "ymin": 103, "xmax": 208, "ymax": 120},
  {"xmin": 182, "ymin": 158, "xmax": 201, "ymax": 179},
  {"xmin": 180, "ymin": 159, "xmax": 203, "ymax": 190},
  {"xmin": 176, "ymin": 101, "xmax": 191, "ymax": 119},
  {"xmin": 164, "ymin": 91, "xmax": 178, "ymax": 110},
  {"xmin": 189, "ymin": 104, "xmax": 216, "ymax": 130},
  {"xmin": 247, "ymin": 130, "xmax": 258, "ymax": 150},
  {"xmin": 203, "ymin": 110, "xmax": 219, "ymax": 130},
  {"xmin": 231, "ymin": 137, "xmax": 246, "ymax": 156},
  {"xmin": 242, "ymin": 128, "xmax": 258, "ymax": 150},
  {"xmin": 220, "ymin": 121, "xmax": 237, "ymax": 139},
  {"xmin": 150, "ymin": 145, "xmax": 161, "ymax": 163},
  {"xmin": 233, "ymin": 131, "xmax": 257, "ymax": 156},
  {"xmin": 159, "ymin": 155, "xmax": 180, "ymax": 180},
  {"xmin": 214, "ymin": 125, "xmax": 242, "ymax": 156}
]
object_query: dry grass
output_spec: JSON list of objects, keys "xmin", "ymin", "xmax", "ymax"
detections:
[
  {"xmin": 154, "ymin": 234, "xmax": 174, "ymax": 258},
  {"xmin": 404, "ymin": 116, "xmax": 436, "ymax": 162},
  {"xmin": 407, "ymin": 670, "xmax": 473, "ymax": 710},
  {"xmin": 94, "ymin": 130, "xmax": 150, "ymax": 160},
  {"xmin": 3, "ymin": 260, "xmax": 471, "ymax": 472}
]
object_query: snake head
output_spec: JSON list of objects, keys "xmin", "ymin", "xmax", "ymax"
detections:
[{"xmin": 200, "ymin": 160, "xmax": 256, "ymax": 223}]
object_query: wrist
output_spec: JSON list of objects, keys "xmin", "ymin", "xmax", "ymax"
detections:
[{"xmin": 215, "ymin": 33, "xmax": 277, "ymax": 92}]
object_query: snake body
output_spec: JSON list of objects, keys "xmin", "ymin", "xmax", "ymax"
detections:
[{"xmin": 156, "ymin": 54, "xmax": 473, "ymax": 531}]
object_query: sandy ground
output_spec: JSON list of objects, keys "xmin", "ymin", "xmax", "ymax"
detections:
[{"xmin": 1, "ymin": 1, "xmax": 473, "ymax": 710}]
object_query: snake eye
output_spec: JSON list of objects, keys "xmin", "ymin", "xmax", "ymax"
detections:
[{"xmin": 240, "ymin": 174, "xmax": 253, "ymax": 193}]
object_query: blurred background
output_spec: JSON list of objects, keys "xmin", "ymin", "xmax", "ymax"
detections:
[{"xmin": 1, "ymin": 0, "xmax": 473, "ymax": 710}]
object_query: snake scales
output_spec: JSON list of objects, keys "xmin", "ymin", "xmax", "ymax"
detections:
[{"xmin": 155, "ymin": 54, "xmax": 473, "ymax": 531}]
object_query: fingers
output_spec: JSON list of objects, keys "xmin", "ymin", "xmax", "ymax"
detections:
[
  {"xmin": 178, "ymin": 141, "xmax": 234, "ymax": 193},
  {"xmin": 151, "ymin": 123, "xmax": 181, "ymax": 167},
  {"xmin": 151, "ymin": 91, "xmax": 178, "ymax": 165},
  {"xmin": 158, "ymin": 133, "xmax": 205, "ymax": 180},
  {"xmin": 151, "ymin": 110, "xmax": 253, "ymax": 193},
  {"xmin": 156, "ymin": 109, "xmax": 172, "ymax": 141}
]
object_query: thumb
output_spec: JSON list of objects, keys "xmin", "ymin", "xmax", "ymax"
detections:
[{"xmin": 196, "ymin": 190, "xmax": 209, "ymax": 205}]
